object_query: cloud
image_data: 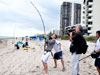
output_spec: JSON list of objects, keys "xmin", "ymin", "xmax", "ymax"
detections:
[{"xmin": 0, "ymin": 0, "xmax": 83, "ymax": 37}]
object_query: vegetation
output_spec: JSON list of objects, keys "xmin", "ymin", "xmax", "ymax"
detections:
[
  {"xmin": 57, "ymin": 35, "xmax": 69, "ymax": 40},
  {"xmin": 36, "ymin": 32, "xmax": 97, "ymax": 42},
  {"xmin": 84, "ymin": 36, "xmax": 97, "ymax": 42},
  {"xmin": 58, "ymin": 35, "xmax": 97, "ymax": 42}
]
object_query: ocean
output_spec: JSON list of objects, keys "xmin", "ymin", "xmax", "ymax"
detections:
[{"xmin": 0, "ymin": 36, "xmax": 13, "ymax": 39}]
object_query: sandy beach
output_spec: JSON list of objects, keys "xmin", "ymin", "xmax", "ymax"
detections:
[{"xmin": 0, "ymin": 39, "xmax": 98, "ymax": 75}]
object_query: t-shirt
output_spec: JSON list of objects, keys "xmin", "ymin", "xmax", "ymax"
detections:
[
  {"xmin": 72, "ymin": 33, "xmax": 84, "ymax": 54},
  {"xmin": 95, "ymin": 38, "xmax": 100, "ymax": 58},
  {"xmin": 45, "ymin": 39, "xmax": 55, "ymax": 51},
  {"xmin": 54, "ymin": 40, "xmax": 63, "ymax": 52}
]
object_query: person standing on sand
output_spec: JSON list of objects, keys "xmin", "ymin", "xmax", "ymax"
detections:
[
  {"xmin": 94, "ymin": 30, "xmax": 100, "ymax": 75},
  {"xmin": 41, "ymin": 34, "xmax": 56, "ymax": 75},
  {"xmin": 69, "ymin": 25, "xmax": 87, "ymax": 75},
  {"xmin": 53, "ymin": 34, "xmax": 65, "ymax": 71}
]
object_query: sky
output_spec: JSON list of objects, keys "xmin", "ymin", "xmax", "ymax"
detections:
[{"xmin": 0, "ymin": 0, "xmax": 83, "ymax": 37}]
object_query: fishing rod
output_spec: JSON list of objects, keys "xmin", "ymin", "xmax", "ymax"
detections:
[
  {"xmin": 30, "ymin": 2, "xmax": 46, "ymax": 50},
  {"xmin": 30, "ymin": 2, "xmax": 46, "ymax": 34},
  {"xmin": 79, "ymin": 55, "xmax": 91, "ymax": 61}
]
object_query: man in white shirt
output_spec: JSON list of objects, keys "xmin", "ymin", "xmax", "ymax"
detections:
[
  {"xmin": 95, "ymin": 30, "xmax": 100, "ymax": 75},
  {"xmin": 53, "ymin": 34, "xmax": 65, "ymax": 71}
]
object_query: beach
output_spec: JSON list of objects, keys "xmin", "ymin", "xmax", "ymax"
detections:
[{"xmin": 0, "ymin": 39, "xmax": 98, "ymax": 75}]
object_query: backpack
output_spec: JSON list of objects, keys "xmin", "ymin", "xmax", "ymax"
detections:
[
  {"xmin": 81, "ymin": 37, "xmax": 88, "ymax": 54},
  {"xmin": 70, "ymin": 36, "xmax": 88, "ymax": 54}
]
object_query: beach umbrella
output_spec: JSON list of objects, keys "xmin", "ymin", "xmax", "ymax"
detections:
[{"xmin": 30, "ymin": 36, "xmax": 37, "ymax": 40}]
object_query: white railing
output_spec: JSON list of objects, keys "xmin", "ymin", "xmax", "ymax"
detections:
[
  {"xmin": 88, "ymin": 8, "xmax": 93, "ymax": 11},
  {"xmin": 88, "ymin": 13, "xmax": 93, "ymax": 17},
  {"xmin": 88, "ymin": 25, "xmax": 92, "ymax": 28},
  {"xmin": 88, "ymin": 19, "xmax": 93, "ymax": 22},
  {"xmin": 88, "ymin": 30, "xmax": 92, "ymax": 33},
  {"xmin": 88, "ymin": 2, "xmax": 93, "ymax": 6}
]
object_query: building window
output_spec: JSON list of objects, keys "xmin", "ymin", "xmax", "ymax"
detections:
[
  {"xmin": 83, "ymin": 21, "xmax": 85, "ymax": 24},
  {"xmin": 88, "ymin": 22, "xmax": 92, "ymax": 24},
  {"xmin": 88, "ymin": 16, "xmax": 91, "ymax": 19},
  {"xmin": 88, "ymin": 5, "xmax": 92, "ymax": 8},
  {"xmin": 88, "ymin": 0, "xmax": 93, "ymax": 2},
  {"xmin": 83, "ymin": 11, "xmax": 85, "ymax": 14},
  {"xmin": 83, "ymin": 16, "xmax": 85, "ymax": 19},
  {"xmin": 84, "ymin": 0, "xmax": 86, "ymax": 4},
  {"xmin": 88, "ymin": 11, "xmax": 92, "ymax": 13},
  {"xmin": 83, "ymin": 7, "xmax": 85, "ymax": 9},
  {"xmin": 88, "ymin": 27, "xmax": 91, "ymax": 30}
]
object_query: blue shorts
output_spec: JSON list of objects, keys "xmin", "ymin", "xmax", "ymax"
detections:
[
  {"xmin": 95, "ymin": 58, "xmax": 100, "ymax": 69},
  {"xmin": 54, "ymin": 51, "xmax": 63, "ymax": 60}
]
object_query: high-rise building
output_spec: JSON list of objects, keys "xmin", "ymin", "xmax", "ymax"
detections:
[
  {"xmin": 60, "ymin": 2, "xmax": 82, "ymax": 35},
  {"xmin": 74, "ymin": 3, "xmax": 81, "ymax": 25},
  {"xmin": 82, "ymin": 0, "xmax": 100, "ymax": 35},
  {"xmin": 53, "ymin": 30, "xmax": 60, "ymax": 35},
  {"xmin": 60, "ymin": 2, "xmax": 72, "ymax": 35}
]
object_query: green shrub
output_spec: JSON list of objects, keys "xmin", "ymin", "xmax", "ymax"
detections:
[
  {"xmin": 84, "ymin": 36, "xmax": 97, "ymax": 42},
  {"xmin": 58, "ymin": 35, "xmax": 69, "ymax": 40}
]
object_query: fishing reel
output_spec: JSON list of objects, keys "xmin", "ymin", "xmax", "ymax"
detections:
[
  {"xmin": 68, "ymin": 29, "xmax": 76, "ymax": 36},
  {"xmin": 91, "ymin": 51, "xmax": 100, "ymax": 59}
]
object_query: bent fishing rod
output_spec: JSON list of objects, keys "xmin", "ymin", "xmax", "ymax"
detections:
[
  {"xmin": 30, "ymin": 2, "xmax": 46, "ymax": 50},
  {"xmin": 30, "ymin": 2, "xmax": 46, "ymax": 34},
  {"xmin": 79, "ymin": 55, "xmax": 91, "ymax": 61}
]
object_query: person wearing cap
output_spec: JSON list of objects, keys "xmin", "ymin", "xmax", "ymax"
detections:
[
  {"xmin": 69, "ymin": 25, "xmax": 86, "ymax": 75},
  {"xmin": 94, "ymin": 30, "xmax": 100, "ymax": 75}
]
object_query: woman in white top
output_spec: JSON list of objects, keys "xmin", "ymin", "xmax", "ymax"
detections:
[{"xmin": 95, "ymin": 30, "xmax": 100, "ymax": 75}]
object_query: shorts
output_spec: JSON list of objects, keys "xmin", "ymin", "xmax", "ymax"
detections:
[
  {"xmin": 41, "ymin": 51, "xmax": 51, "ymax": 63},
  {"xmin": 54, "ymin": 51, "xmax": 63, "ymax": 60},
  {"xmin": 95, "ymin": 58, "xmax": 100, "ymax": 69}
]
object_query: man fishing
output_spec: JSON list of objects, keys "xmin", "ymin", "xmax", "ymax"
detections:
[{"xmin": 41, "ymin": 34, "xmax": 56, "ymax": 75}]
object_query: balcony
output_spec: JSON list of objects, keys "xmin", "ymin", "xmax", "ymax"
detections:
[
  {"xmin": 88, "ymin": 30, "xmax": 92, "ymax": 33},
  {"xmin": 88, "ymin": 8, "xmax": 93, "ymax": 11},
  {"xmin": 88, "ymin": 25, "xmax": 92, "ymax": 28},
  {"xmin": 88, "ymin": 2, "xmax": 93, "ymax": 6},
  {"xmin": 88, "ymin": 13, "xmax": 93, "ymax": 17},
  {"xmin": 88, "ymin": 19, "xmax": 93, "ymax": 22}
]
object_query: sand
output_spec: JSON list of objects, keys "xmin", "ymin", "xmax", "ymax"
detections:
[
  {"xmin": 0, "ymin": 39, "xmax": 7, "ymax": 48},
  {"xmin": 0, "ymin": 39, "xmax": 98, "ymax": 75}
]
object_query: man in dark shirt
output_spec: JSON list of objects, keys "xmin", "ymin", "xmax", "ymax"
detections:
[{"xmin": 69, "ymin": 25, "xmax": 84, "ymax": 75}]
